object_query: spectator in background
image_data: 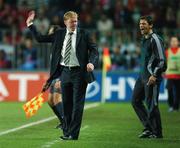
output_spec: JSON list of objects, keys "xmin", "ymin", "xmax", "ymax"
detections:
[
  {"xmin": 80, "ymin": 14, "xmax": 96, "ymax": 29},
  {"xmin": 165, "ymin": 7, "xmax": 177, "ymax": 28},
  {"xmin": 0, "ymin": 0, "xmax": 18, "ymax": 30},
  {"xmin": 34, "ymin": 7, "xmax": 50, "ymax": 34},
  {"xmin": 0, "ymin": 2, "xmax": 11, "ymax": 28},
  {"xmin": 17, "ymin": 0, "xmax": 30, "ymax": 32},
  {"xmin": 165, "ymin": 36, "xmax": 180, "ymax": 112},
  {"xmin": 111, "ymin": 45, "xmax": 126, "ymax": 70},
  {"xmin": 113, "ymin": 0, "xmax": 124, "ymax": 28},
  {"xmin": 50, "ymin": 14, "xmax": 64, "ymax": 27},
  {"xmin": 20, "ymin": 38, "xmax": 37, "ymax": 70},
  {"xmin": 131, "ymin": 44, "xmax": 141, "ymax": 71},
  {"xmin": 0, "ymin": 49, "xmax": 11, "ymax": 69},
  {"xmin": 124, "ymin": 49, "xmax": 133, "ymax": 70},
  {"xmin": 0, "ymin": 0, "xmax": 180, "ymax": 71},
  {"xmin": 132, "ymin": 5, "xmax": 141, "ymax": 26},
  {"xmin": 177, "ymin": 3, "xmax": 180, "ymax": 28},
  {"xmin": 2, "ymin": 30, "xmax": 22, "ymax": 45},
  {"xmin": 97, "ymin": 13, "xmax": 113, "ymax": 32},
  {"xmin": 97, "ymin": 14, "xmax": 113, "ymax": 47}
]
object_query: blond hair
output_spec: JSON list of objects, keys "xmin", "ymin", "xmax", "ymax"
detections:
[{"xmin": 63, "ymin": 11, "xmax": 78, "ymax": 21}]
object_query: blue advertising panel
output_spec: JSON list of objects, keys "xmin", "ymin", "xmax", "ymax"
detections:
[{"xmin": 85, "ymin": 71, "xmax": 167, "ymax": 102}]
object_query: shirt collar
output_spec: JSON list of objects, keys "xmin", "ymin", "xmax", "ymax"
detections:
[
  {"xmin": 142, "ymin": 32, "xmax": 154, "ymax": 41},
  {"xmin": 66, "ymin": 28, "xmax": 77, "ymax": 35}
]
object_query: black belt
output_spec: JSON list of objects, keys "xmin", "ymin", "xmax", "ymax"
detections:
[{"xmin": 62, "ymin": 66, "xmax": 80, "ymax": 70}]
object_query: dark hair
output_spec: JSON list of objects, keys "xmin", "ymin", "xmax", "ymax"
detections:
[
  {"xmin": 170, "ymin": 36, "xmax": 179, "ymax": 41},
  {"xmin": 140, "ymin": 15, "xmax": 153, "ymax": 25}
]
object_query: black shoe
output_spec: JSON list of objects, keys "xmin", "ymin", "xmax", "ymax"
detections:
[
  {"xmin": 140, "ymin": 132, "xmax": 163, "ymax": 139},
  {"xmin": 146, "ymin": 134, "xmax": 157, "ymax": 138},
  {"xmin": 155, "ymin": 134, "xmax": 163, "ymax": 138},
  {"xmin": 138, "ymin": 129, "xmax": 152, "ymax": 138},
  {"xmin": 60, "ymin": 135, "xmax": 78, "ymax": 140},
  {"xmin": 146, "ymin": 134, "xmax": 163, "ymax": 139},
  {"xmin": 60, "ymin": 135, "xmax": 69, "ymax": 140},
  {"xmin": 55, "ymin": 123, "xmax": 63, "ymax": 130}
]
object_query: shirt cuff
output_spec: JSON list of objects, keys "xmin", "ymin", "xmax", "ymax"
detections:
[
  {"xmin": 27, "ymin": 22, "xmax": 33, "ymax": 27},
  {"xmin": 152, "ymin": 73, "xmax": 157, "ymax": 77}
]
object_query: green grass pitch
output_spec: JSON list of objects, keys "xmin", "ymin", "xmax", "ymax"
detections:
[{"xmin": 0, "ymin": 102, "xmax": 180, "ymax": 148}]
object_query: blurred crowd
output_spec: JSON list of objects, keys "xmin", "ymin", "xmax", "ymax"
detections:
[{"xmin": 0, "ymin": 0, "xmax": 180, "ymax": 71}]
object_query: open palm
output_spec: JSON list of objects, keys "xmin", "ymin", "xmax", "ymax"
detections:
[{"xmin": 26, "ymin": 10, "xmax": 35, "ymax": 26}]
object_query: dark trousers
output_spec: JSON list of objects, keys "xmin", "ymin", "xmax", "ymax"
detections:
[
  {"xmin": 60, "ymin": 67, "xmax": 87, "ymax": 139},
  {"xmin": 166, "ymin": 79, "xmax": 180, "ymax": 110},
  {"xmin": 131, "ymin": 76, "xmax": 162, "ymax": 136}
]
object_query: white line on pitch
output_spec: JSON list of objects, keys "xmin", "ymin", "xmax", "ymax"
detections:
[
  {"xmin": 0, "ymin": 103, "xmax": 99, "ymax": 136},
  {"xmin": 41, "ymin": 125, "xmax": 89, "ymax": 148}
]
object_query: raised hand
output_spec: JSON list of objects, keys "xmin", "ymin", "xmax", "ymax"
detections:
[{"xmin": 26, "ymin": 10, "xmax": 35, "ymax": 27}]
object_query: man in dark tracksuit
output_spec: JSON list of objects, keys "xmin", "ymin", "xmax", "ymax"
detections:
[{"xmin": 132, "ymin": 16, "xmax": 167, "ymax": 138}]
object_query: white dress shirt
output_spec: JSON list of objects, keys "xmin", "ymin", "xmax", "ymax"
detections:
[{"xmin": 60, "ymin": 28, "xmax": 80, "ymax": 67}]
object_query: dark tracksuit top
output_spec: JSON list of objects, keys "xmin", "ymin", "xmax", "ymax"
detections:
[
  {"xmin": 132, "ymin": 33, "xmax": 167, "ymax": 135},
  {"xmin": 140, "ymin": 33, "xmax": 167, "ymax": 82}
]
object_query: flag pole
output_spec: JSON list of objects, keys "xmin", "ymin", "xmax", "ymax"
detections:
[
  {"xmin": 101, "ymin": 66, "xmax": 106, "ymax": 103},
  {"xmin": 101, "ymin": 47, "xmax": 111, "ymax": 103}
]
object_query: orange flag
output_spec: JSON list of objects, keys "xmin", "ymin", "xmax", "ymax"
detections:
[{"xmin": 23, "ymin": 93, "xmax": 45, "ymax": 118}]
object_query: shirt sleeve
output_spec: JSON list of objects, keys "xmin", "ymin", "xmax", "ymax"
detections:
[
  {"xmin": 28, "ymin": 25, "xmax": 54, "ymax": 43},
  {"xmin": 86, "ymin": 31, "xmax": 99, "ymax": 68},
  {"xmin": 151, "ymin": 34, "xmax": 167, "ymax": 76}
]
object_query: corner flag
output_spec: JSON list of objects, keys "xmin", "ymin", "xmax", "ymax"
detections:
[{"xmin": 101, "ymin": 47, "xmax": 111, "ymax": 103}]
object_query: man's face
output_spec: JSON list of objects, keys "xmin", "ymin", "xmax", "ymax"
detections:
[
  {"xmin": 170, "ymin": 37, "xmax": 179, "ymax": 48},
  {"xmin": 139, "ymin": 19, "xmax": 152, "ymax": 35},
  {"xmin": 64, "ymin": 16, "xmax": 78, "ymax": 31}
]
